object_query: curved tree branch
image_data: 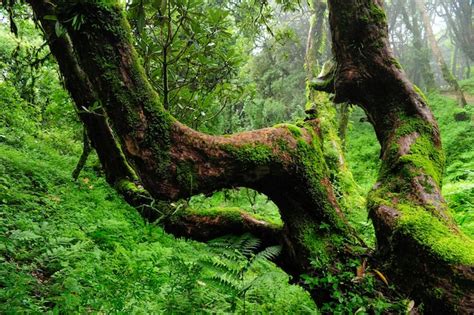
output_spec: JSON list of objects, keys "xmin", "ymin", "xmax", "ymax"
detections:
[
  {"xmin": 29, "ymin": 0, "xmax": 361, "ymax": 286},
  {"xmin": 327, "ymin": 0, "xmax": 473, "ymax": 312}
]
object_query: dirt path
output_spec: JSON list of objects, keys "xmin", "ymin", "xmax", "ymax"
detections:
[{"xmin": 441, "ymin": 91, "xmax": 474, "ymax": 105}]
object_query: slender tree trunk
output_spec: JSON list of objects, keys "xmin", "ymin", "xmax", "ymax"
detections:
[
  {"xmin": 415, "ymin": 0, "xmax": 467, "ymax": 107},
  {"xmin": 401, "ymin": 0, "xmax": 436, "ymax": 91},
  {"xmin": 163, "ymin": 44, "xmax": 169, "ymax": 109},
  {"xmin": 466, "ymin": 55, "xmax": 471, "ymax": 79},
  {"xmin": 452, "ymin": 46, "xmax": 459, "ymax": 79},
  {"xmin": 337, "ymin": 104, "xmax": 350, "ymax": 149},
  {"xmin": 72, "ymin": 128, "xmax": 92, "ymax": 180}
]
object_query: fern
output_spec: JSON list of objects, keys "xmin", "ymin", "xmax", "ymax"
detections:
[
  {"xmin": 208, "ymin": 233, "xmax": 261, "ymax": 255},
  {"xmin": 248, "ymin": 245, "xmax": 281, "ymax": 270},
  {"xmin": 200, "ymin": 233, "xmax": 282, "ymax": 310}
]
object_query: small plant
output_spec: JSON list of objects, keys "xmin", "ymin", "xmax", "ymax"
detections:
[
  {"xmin": 301, "ymin": 258, "xmax": 409, "ymax": 314},
  {"xmin": 200, "ymin": 233, "xmax": 282, "ymax": 312}
]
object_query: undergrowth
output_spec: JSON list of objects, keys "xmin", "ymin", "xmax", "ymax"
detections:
[{"xmin": 0, "ymin": 126, "xmax": 316, "ymax": 313}]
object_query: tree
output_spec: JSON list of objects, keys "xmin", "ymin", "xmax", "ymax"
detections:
[
  {"xmin": 127, "ymin": 0, "xmax": 247, "ymax": 130},
  {"xmin": 415, "ymin": 0, "xmax": 468, "ymax": 107},
  {"xmin": 437, "ymin": 0, "xmax": 474, "ymax": 63},
  {"xmin": 395, "ymin": 0, "xmax": 436, "ymax": 90},
  {"xmin": 26, "ymin": 0, "xmax": 473, "ymax": 312}
]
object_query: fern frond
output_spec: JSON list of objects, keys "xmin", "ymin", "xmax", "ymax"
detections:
[
  {"xmin": 219, "ymin": 249, "xmax": 245, "ymax": 261},
  {"xmin": 209, "ymin": 273, "xmax": 241, "ymax": 292},
  {"xmin": 240, "ymin": 235, "xmax": 261, "ymax": 256},
  {"xmin": 249, "ymin": 245, "xmax": 281, "ymax": 269}
]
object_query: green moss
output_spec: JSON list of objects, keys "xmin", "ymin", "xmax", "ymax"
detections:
[
  {"xmin": 185, "ymin": 206, "xmax": 243, "ymax": 222},
  {"xmin": 298, "ymin": 221, "xmax": 349, "ymax": 269},
  {"xmin": 116, "ymin": 179, "xmax": 145, "ymax": 194},
  {"xmin": 223, "ymin": 143, "xmax": 273, "ymax": 165},
  {"xmin": 274, "ymin": 123, "xmax": 303, "ymax": 138},
  {"xmin": 389, "ymin": 57, "xmax": 402, "ymax": 70},
  {"xmin": 398, "ymin": 135, "xmax": 445, "ymax": 186},
  {"xmin": 396, "ymin": 204, "xmax": 474, "ymax": 265},
  {"xmin": 413, "ymin": 85, "xmax": 428, "ymax": 104},
  {"xmin": 292, "ymin": 126, "xmax": 348, "ymax": 232},
  {"xmin": 393, "ymin": 114, "xmax": 432, "ymax": 138},
  {"xmin": 276, "ymin": 138, "xmax": 289, "ymax": 152},
  {"xmin": 184, "ymin": 207, "xmax": 282, "ymax": 229},
  {"xmin": 78, "ymin": 3, "xmax": 177, "ymax": 178},
  {"xmin": 176, "ymin": 161, "xmax": 197, "ymax": 193},
  {"xmin": 432, "ymin": 287, "xmax": 444, "ymax": 299},
  {"xmin": 368, "ymin": 2, "xmax": 387, "ymax": 25}
]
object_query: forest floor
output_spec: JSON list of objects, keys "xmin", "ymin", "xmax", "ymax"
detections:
[
  {"xmin": 0, "ymin": 132, "xmax": 318, "ymax": 313},
  {"xmin": 441, "ymin": 90, "xmax": 474, "ymax": 104},
  {"xmin": 1, "ymin": 90, "xmax": 473, "ymax": 313}
]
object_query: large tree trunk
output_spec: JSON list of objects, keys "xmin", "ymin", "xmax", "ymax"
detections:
[
  {"xmin": 29, "ymin": 0, "xmax": 473, "ymax": 312},
  {"xmin": 29, "ymin": 0, "xmax": 362, "ymax": 283},
  {"xmin": 321, "ymin": 0, "xmax": 474, "ymax": 312},
  {"xmin": 415, "ymin": 0, "xmax": 467, "ymax": 107}
]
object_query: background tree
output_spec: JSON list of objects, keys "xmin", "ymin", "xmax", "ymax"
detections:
[
  {"xmin": 437, "ymin": 0, "xmax": 473, "ymax": 63},
  {"xmin": 415, "ymin": 0, "xmax": 468, "ymax": 106}
]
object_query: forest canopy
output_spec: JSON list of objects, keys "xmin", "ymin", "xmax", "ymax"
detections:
[{"xmin": 1, "ymin": 0, "xmax": 473, "ymax": 313}]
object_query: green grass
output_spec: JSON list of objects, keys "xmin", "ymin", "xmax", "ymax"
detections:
[
  {"xmin": 0, "ymin": 128, "xmax": 316, "ymax": 313},
  {"xmin": 460, "ymin": 76, "xmax": 474, "ymax": 95}
]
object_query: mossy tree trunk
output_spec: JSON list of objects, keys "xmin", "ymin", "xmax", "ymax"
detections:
[
  {"xmin": 304, "ymin": 0, "xmax": 364, "ymax": 230},
  {"xmin": 415, "ymin": 0, "xmax": 467, "ymax": 107},
  {"xmin": 29, "ymin": 0, "xmax": 473, "ymax": 312},
  {"xmin": 29, "ymin": 0, "xmax": 363, "ymax": 285},
  {"xmin": 320, "ymin": 0, "xmax": 473, "ymax": 312}
]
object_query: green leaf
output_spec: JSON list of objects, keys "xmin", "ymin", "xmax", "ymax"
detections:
[
  {"xmin": 43, "ymin": 15, "xmax": 58, "ymax": 21},
  {"xmin": 54, "ymin": 21, "xmax": 65, "ymax": 38},
  {"xmin": 136, "ymin": 4, "xmax": 145, "ymax": 34}
]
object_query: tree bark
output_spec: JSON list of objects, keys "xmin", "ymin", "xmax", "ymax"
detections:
[
  {"xmin": 415, "ymin": 0, "xmax": 467, "ymax": 107},
  {"xmin": 452, "ymin": 46, "xmax": 459, "ymax": 79},
  {"xmin": 322, "ymin": 0, "xmax": 473, "ymax": 312},
  {"xmin": 29, "ymin": 0, "xmax": 474, "ymax": 312}
]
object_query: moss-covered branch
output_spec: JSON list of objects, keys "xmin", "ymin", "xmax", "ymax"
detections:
[{"xmin": 327, "ymin": 0, "xmax": 474, "ymax": 312}]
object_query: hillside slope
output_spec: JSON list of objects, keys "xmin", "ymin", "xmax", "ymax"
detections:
[{"xmin": 0, "ymin": 127, "xmax": 316, "ymax": 313}]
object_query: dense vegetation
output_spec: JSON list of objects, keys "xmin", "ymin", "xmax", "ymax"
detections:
[{"xmin": 1, "ymin": 0, "xmax": 473, "ymax": 313}]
